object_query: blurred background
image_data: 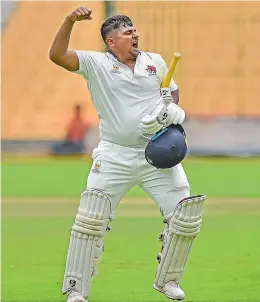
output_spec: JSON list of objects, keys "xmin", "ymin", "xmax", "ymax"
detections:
[{"xmin": 2, "ymin": 1, "xmax": 260, "ymax": 156}]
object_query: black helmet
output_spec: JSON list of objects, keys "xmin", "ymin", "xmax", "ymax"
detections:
[{"xmin": 145, "ymin": 124, "xmax": 188, "ymax": 169}]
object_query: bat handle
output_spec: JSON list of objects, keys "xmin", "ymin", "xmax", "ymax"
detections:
[
  {"xmin": 174, "ymin": 52, "xmax": 181, "ymax": 59},
  {"xmin": 161, "ymin": 52, "xmax": 181, "ymax": 88}
]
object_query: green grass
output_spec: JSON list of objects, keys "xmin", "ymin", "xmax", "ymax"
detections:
[
  {"xmin": 2, "ymin": 156, "xmax": 260, "ymax": 301},
  {"xmin": 2, "ymin": 200, "xmax": 260, "ymax": 302},
  {"xmin": 2, "ymin": 156, "xmax": 260, "ymax": 198}
]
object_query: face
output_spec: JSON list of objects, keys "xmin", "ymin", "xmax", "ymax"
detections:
[
  {"xmin": 75, "ymin": 106, "xmax": 81, "ymax": 117},
  {"xmin": 107, "ymin": 26, "xmax": 139, "ymax": 59}
]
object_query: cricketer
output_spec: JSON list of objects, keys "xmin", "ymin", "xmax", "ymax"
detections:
[{"xmin": 49, "ymin": 6, "xmax": 206, "ymax": 302}]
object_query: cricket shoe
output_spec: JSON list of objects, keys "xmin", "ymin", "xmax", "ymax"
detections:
[
  {"xmin": 153, "ymin": 281, "xmax": 185, "ymax": 300},
  {"xmin": 66, "ymin": 290, "xmax": 87, "ymax": 302}
]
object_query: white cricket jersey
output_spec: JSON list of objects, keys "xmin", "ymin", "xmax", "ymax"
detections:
[{"xmin": 74, "ymin": 50, "xmax": 178, "ymax": 147}]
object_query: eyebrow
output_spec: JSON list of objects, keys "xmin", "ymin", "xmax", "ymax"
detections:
[{"xmin": 123, "ymin": 28, "xmax": 136, "ymax": 34}]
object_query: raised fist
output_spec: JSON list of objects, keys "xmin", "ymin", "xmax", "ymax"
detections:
[{"xmin": 67, "ymin": 7, "xmax": 92, "ymax": 22}]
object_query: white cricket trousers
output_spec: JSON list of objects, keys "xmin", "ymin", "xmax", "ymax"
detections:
[{"xmin": 87, "ymin": 140, "xmax": 190, "ymax": 219}]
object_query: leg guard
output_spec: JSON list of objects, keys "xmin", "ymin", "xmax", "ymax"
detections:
[
  {"xmin": 154, "ymin": 194, "xmax": 206, "ymax": 287},
  {"xmin": 62, "ymin": 189, "xmax": 111, "ymax": 298}
]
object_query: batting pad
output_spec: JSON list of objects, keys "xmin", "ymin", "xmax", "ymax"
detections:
[
  {"xmin": 62, "ymin": 189, "xmax": 111, "ymax": 297},
  {"xmin": 155, "ymin": 195, "xmax": 206, "ymax": 287}
]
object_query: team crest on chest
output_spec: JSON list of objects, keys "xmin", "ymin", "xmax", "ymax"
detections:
[
  {"xmin": 146, "ymin": 65, "xmax": 157, "ymax": 76},
  {"xmin": 111, "ymin": 63, "xmax": 121, "ymax": 74}
]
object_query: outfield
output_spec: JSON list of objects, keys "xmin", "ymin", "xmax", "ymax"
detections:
[{"xmin": 2, "ymin": 156, "xmax": 260, "ymax": 302}]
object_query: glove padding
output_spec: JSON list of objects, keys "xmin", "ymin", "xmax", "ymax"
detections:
[
  {"xmin": 140, "ymin": 88, "xmax": 185, "ymax": 135},
  {"xmin": 139, "ymin": 114, "xmax": 164, "ymax": 135},
  {"xmin": 165, "ymin": 102, "xmax": 185, "ymax": 126}
]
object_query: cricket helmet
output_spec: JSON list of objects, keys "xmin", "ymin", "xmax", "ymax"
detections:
[{"xmin": 145, "ymin": 124, "xmax": 188, "ymax": 169}]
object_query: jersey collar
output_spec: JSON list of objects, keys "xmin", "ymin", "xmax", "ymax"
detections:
[{"xmin": 105, "ymin": 49, "xmax": 141, "ymax": 62}]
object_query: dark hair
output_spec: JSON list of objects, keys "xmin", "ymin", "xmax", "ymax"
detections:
[{"xmin": 100, "ymin": 15, "xmax": 133, "ymax": 44}]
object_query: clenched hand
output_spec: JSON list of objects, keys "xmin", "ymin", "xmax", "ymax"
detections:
[{"xmin": 67, "ymin": 7, "xmax": 92, "ymax": 22}]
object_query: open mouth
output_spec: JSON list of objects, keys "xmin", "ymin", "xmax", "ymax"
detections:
[{"xmin": 132, "ymin": 41, "xmax": 139, "ymax": 49}]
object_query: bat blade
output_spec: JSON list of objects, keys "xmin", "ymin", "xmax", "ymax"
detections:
[{"xmin": 161, "ymin": 52, "xmax": 181, "ymax": 88}]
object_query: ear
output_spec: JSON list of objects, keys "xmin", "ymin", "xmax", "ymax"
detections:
[{"xmin": 106, "ymin": 37, "xmax": 116, "ymax": 48}]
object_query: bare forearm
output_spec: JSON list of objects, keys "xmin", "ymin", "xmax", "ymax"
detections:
[
  {"xmin": 171, "ymin": 89, "xmax": 179, "ymax": 104},
  {"xmin": 49, "ymin": 7, "xmax": 92, "ymax": 71},
  {"xmin": 49, "ymin": 17, "xmax": 75, "ymax": 60}
]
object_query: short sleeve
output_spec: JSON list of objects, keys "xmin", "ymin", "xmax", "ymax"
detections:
[
  {"xmin": 160, "ymin": 56, "xmax": 178, "ymax": 92},
  {"xmin": 73, "ymin": 50, "xmax": 103, "ymax": 79}
]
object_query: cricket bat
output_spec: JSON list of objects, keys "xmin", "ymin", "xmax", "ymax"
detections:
[
  {"xmin": 161, "ymin": 52, "xmax": 181, "ymax": 88},
  {"xmin": 156, "ymin": 52, "xmax": 181, "ymax": 123}
]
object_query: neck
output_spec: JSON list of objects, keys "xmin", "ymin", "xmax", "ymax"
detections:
[{"xmin": 107, "ymin": 49, "xmax": 137, "ymax": 65}]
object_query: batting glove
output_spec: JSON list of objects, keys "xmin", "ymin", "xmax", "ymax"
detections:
[
  {"xmin": 139, "ymin": 114, "xmax": 163, "ymax": 135},
  {"xmin": 163, "ymin": 102, "xmax": 186, "ymax": 126}
]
